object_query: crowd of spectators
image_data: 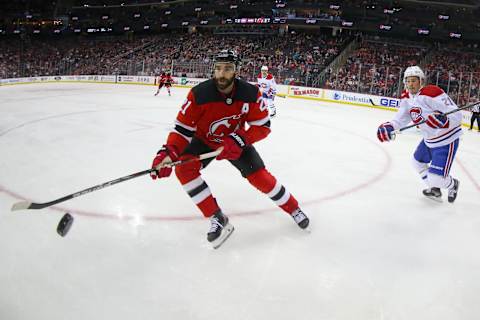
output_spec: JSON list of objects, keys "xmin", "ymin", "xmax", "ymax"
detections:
[
  {"xmin": 424, "ymin": 47, "xmax": 480, "ymax": 106},
  {"xmin": 1, "ymin": 30, "xmax": 479, "ymax": 107},
  {"xmin": 324, "ymin": 40, "xmax": 428, "ymax": 97},
  {"xmin": 0, "ymin": 30, "xmax": 350, "ymax": 86},
  {"xmin": 132, "ymin": 31, "xmax": 351, "ymax": 85},
  {"xmin": 0, "ymin": 35, "xmax": 159, "ymax": 78}
]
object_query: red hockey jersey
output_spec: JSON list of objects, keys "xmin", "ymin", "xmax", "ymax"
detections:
[
  {"xmin": 166, "ymin": 79, "xmax": 271, "ymax": 152},
  {"xmin": 158, "ymin": 74, "xmax": 167, "ymax": 83}
]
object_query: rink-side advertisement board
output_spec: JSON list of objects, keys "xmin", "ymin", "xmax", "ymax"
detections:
[
  {"xmin": 1, "ymin": 75, "xmax": 476, "ymax": 129},
  {"xmin": 0, "ymin": 75, "xmax": 156, "ymax": 85},
  {"xmin": 286, "ymin": 85, "xmax": 399, "ymax": 110},
  {"xmin": 117, "ymin": 75, "xmax": 154, "ymax": 84},
  {"xmin": 288, "ymin": 86, "xmax": 323, "ymax": 99},
  {"xmin": 0, "ymin": 75, "xmax": 118, "ymax": 84},
  {"xmin": 0, "ymin": 75, "xmax": 206, "ymax": 88}
]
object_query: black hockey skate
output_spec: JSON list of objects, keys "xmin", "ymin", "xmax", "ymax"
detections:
[
  {"xmin": 291, "ymin": 208, "xmax": 310, "ymax": 229},
  {"xmin": 270, "ymin": 108, "xmax": 276, "ymax": 118},
  {"xmin": 448, "ymin": 178, "xmax": 460, "ymax": 203},
  {"xmin": 423, "ymin": 187, "xmax": 442, "ymax": 202},
  {"xmin": 207, "ymin": 211, "xmax": 234, "ymax": 249}
]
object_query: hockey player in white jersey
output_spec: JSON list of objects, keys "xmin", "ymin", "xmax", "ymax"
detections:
[
  {"xmin": 377, "ymin": 66, "xmax": 462, "ymax": 202},
  {"xmin": 257, "ymin": 66, "xmax": 277, "ymax": 117}
]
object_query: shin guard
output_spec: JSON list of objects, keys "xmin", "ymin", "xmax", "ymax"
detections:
[
  {"xmin": 246, "ymin": 168, "xmax": 299, "ymax": 214},
  {"xmin": 175, "ymin": 160, "xmax": 219, "ymax": 218}
]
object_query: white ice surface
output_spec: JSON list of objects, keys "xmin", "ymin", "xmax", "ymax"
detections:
[{"xmin": 1, "ymin": 83, "xmax": 479, "ymax": 320}]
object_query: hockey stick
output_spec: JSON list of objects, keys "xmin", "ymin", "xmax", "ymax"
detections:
[
  {"xmin": 369, "ymin": 98, "xmax": 383, "ymax": 107},
  {"xmin": 371, "ymin": 98, "xmax": 479, "ymax": 133},
  {"xmin": 394, "ymin": 102, "xmax": 478, "ymax": 133},
  {"xmin": 11, "ymin": 149, "xmax": 222, "ymax": 211}
]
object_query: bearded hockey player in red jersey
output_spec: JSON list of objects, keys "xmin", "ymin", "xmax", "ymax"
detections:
[{"xmin": 150, "ymin": 50, "xmax": 309, "ymax": 248}]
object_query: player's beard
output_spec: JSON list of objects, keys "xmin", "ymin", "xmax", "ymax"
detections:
[{"xmin": 214, "ymin": 75, "xmax": 235, "ymax": 91}]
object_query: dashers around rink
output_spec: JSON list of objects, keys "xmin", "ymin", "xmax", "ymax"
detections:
[{"xmin": 1, "ymin": 83, "xmax": 480, "ymax": 320}]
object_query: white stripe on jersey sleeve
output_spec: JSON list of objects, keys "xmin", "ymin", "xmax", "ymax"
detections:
[{"xmin": 175, "ymin": 120, "xmax": 196, "ymax": 132}]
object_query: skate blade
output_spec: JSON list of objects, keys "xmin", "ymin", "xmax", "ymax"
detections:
[
  {"xmin": 424, "ymin": 195, "xmax": 443, "ymax": 203},
  {"xmin": 211, "ymin": 223, "xmax": 234, "ymax": 249},
  {"xmin": 296, "ymin": 226, "xmax": 312, "ymax": 234},
  {"xmin": 448, "ymin": 181, "xmax": 459, "ymax": 203}
]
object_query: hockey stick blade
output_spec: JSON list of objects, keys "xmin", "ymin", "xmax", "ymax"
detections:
[{"xmin": 11, "ymin": 201, "xmax": 32, "ymax": 211}]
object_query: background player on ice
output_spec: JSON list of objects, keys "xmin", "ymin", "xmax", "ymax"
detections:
[
  {"xmin": 164, "ymin": 72, "xmax": 174, "ymax": 96},
  {"xmin": 154, "ymin": 72, "xmax": 167, "ymax": 96},
  {"xmin": 257, "ymin": 65, "xmax": 277, "ymax": 117}
]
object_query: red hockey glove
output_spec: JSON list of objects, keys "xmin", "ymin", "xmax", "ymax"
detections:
[
  {"xmin": 150, "ymin": 145, "xmax": 180, "ymax": 180},
  {"xmin": 217, "ymin": 132, "xmax": 248, "ymax": 161},
  {"xmin": 377, "ymin": 122, "xmax": 396, "ymax": 142},
  {"xmin": 426, "ymin": 111, "xmax": 449, "ymax": 129}
]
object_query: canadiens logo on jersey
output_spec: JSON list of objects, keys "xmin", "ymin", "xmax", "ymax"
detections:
[
  {"xmin": 207, "ymin": 114, "xmax": 242, "ymax": 143},
  {"xmin": 409, "ymin": 107, "xmax": 424, "ymax": 124}
]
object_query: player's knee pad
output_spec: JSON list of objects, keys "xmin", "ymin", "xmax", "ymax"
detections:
[
  {"xmin": 175, "ymin": 156, "xmax": 202, "ymax": 184},
  {"xmin": 412, "ymin": 158, "xmax": 429, "ymax": 174},
  {"xmin": 246, "ymin": 168, "xmax": 276, "ymax": 194},
  {"xmin": 427, "ymin": 172, "xmax": 452, "ymax": 189}
]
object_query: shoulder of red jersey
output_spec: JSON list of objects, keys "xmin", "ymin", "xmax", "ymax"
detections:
[
  {"xmin": 234, "ymin": 79, "xmax": 260, "ymax": 102},
  {"xmin": 400, "ymin": 90, "xmax": 410, "ymax": 99},
  {"xmin": 190, "ymin": 79, "xmax": 217, "ymax": 104},
  {"xmin": 191, "ymin": 78, "xmax": 259, "ymax": 104},
  {"xmin": 419, "ymin": 85, "xmax": 444, "ymax": 98}
]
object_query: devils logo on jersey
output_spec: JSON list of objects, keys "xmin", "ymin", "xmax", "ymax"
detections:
[
  {"xmin": 207, "ymin": 114, "xmax": 242, "ymax": 143},
  {"xmin": 409, "ymin": 107, "xmax": 424, "ymax": 124}
]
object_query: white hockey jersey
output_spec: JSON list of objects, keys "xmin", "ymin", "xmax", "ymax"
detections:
[
  {"xmin": 391, "ymin": 85, "xmax": 463, "ymax": 148},
  {"xmin": 257, "ymin": 73, "xmax": 277, "ymax": 98}
]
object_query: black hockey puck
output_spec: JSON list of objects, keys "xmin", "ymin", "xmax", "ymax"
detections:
[{"xmin": 57, "ymin": 213, "xmax": 74, "ymax": 237}]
